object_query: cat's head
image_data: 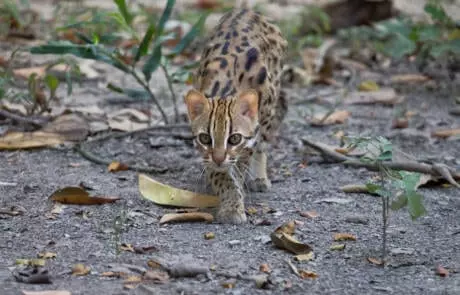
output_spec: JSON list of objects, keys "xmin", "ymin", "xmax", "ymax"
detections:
[{"xmin": 184, "ymin": 89, "xmax": 259, "ymax": 171}]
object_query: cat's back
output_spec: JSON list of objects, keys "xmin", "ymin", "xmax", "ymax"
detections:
[{"xmin": 194, "ymin": 9, "xmax": 287, "ymax": 98}]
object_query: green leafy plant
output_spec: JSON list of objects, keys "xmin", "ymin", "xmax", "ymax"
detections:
[
  {"xmin": 30, "ymin": 0, "xmax": 208, "ymax": 124},
  {"xmin": 277, "ymin": 6, "xmax": 330, "ymax": 61},
  {"xmin": 338, "ymin": 0, "xmax": 460, "ymax": 66},
  {"xmin": 345, "ymin": 136, "xmax": 426, "ymax": 263}
]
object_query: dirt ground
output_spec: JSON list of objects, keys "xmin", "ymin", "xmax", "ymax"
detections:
[{"xmin": 1, "ymin": 1, "xmax": 460, "ymax": 295}]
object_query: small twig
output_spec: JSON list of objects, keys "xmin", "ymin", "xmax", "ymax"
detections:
[
  {"xmin": 160, "ymin": 64, "xmax": 180, "ymax": 123},
  {"xmin": 0, "ymin": 109, "xmax": 48, "ymax": 128},
  {"xmin": 302, "ymin": 137, "xmax": 460, "ymax": 186},
  {"xmin": 86, "ymin": 123, "xmax": 191, "ymax": 143},
  {"xmin": 75, "ymin": 124, "xmax": 191, "ymax": 173},
  {"xmin": 379, "ymin": 162, "xmax": 388, "ymax": 266},
  {"xmin": 130, "ymin": 69, "xmax": 169, "ymax": 124},
  {"xmin": 285, "ymin": 259, "xmax": 300, "ymax": 277},
  {"xmin": 75, "ymin": 144, "xmax": 169, "ymax": 174}
]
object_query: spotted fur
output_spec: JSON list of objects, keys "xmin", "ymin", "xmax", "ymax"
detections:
[{"xmin": 184, "ymin": 9, "xmax": 288, "ymax": 224}]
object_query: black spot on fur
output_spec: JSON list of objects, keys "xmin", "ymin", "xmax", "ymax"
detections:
[
  {"xmin": 242, "ymin": 28, "xmax": 249, "ymax": 33},
  {"xmin": 225, "ymin": 32, "xmax": 231, "ymax": 40},
  {"xmin": 235, "ymin": 46, "xmax": 243, "ymax": 53},
  {"xmin": 218, "ymin": 31, "xmax": 224, "ymax": 37},
  {"xmin": 257, "ymin": 67, "xmax": 267, "ymax": 84},
  {"xmin": 232, "ymin": 30, "xmax": 238, "ymax": 37},
  {"xmin": 211, "ymin": 81, "xmax": 220, "ymax": 97},
  {"xmin": 221, "ymin": 41, "xmax": 230, "ymax": 55},
  {"xmin": 245, "ymin": 48, "xmax": 258, "ymax": 71},
  {"xmin": 241, "ymin": 41, "xmax": 250, "ymax": 47},
  {"xmin": 213, "ymin": 43, "xmax": 221, "ymax": 51},
  {"xmin": 215, "ymin": 57, "xmax": 228, "ymax": 69},
  {"xmin": 238, "ymin": 73, "xmax": 244, "ymax": 83},
  {"xmin": 221, "ymin": 80, "xmax": 232, "ymax": 96}
]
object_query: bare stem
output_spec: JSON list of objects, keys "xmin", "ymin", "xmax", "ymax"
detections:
[
  {"xmin": 301, "ymin": 137, "xmax": 460, "ymax": 186},
  {"xmin": 160, "ymin": 64, "xmax": 179, "ymax": 123},
  {"xmin": 130, "ymin": 69, "xmax": 169, "ymax": 124},
  {"xmin": 379, "ymin": 163, "xmax": 388, "ymax": 265}
]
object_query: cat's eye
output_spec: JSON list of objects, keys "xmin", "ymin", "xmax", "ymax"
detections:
[
  {"xmin": 228, "ymin": 133, "xmax": 242, "ymax": 145},
  {"xmin": 198, "ymin": 133, "xmax": 212, "ymax": 145}
]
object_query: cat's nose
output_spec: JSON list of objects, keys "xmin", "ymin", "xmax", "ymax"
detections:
[{"xmin": 212, "ymin": 151, "xmax": 226, "ymax": 165}]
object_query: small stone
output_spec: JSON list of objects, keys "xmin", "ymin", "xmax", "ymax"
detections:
[
  {"xmin": 390, "ymin": 247, "xmax": 415, "ymax": 255},
  {"xmin": 344, "ymin": 214, "xmax": 369, "ymax": 225},
  {"xmin": 228, "ymin": 240, "xmax": 241, "ymax": 246}
]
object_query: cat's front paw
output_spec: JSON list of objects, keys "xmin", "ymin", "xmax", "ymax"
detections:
[
  {"xmin": 217, "ymin": 209, "xmax": 247, "ymax": 224},
  {"xmin": 249, "ymin": 177, "xmax": 272, "ymax": 192}
]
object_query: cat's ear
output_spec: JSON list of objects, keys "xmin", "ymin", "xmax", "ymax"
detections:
[
  {"xmin": 184, "ymin": 89, "xmax": 209, "ymax": 120},
  {"xmin": 236, "ymin": 89, "xmax": 259, "ymax": 120}
]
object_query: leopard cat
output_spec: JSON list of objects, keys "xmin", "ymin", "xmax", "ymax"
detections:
[{"xmin": 184, "ymin": 8, "xmax": 288, "ymax": 224}]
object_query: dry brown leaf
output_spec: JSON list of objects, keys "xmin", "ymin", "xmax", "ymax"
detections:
[
  {"xmin": 22, "ymin": 291, "xmax": 71, "ymax": 295},
  {"xmin": 298, "ymin": 269, "xmax": 318, "ymax": 279},
  {"xmin": 259, "ymin": 263, "xmax": 271, "ymax": 273},
  {"xmin": 108, "ymin": 108, "xmax": 150, "ymax": 132},
  {"xmin": 367, "ymin": 257, "xmax": 383, "ymax": 265},
  {"xmin": 38, "ymin": 252, "xmax": 57, "ymax": 259},
  {"xmin": 358, "ymin": 80, "xmax": 380, "ymax": 91},
  {"xmin": 46, "ymin": 203, "xmax": 65, "ymax": 219},
  {"xmin": 108, "ymin": 161, "xmax": 129, "ymax": 172},
  {"xmin": 147, "ymin": 259, "xmax": 162, "ymax": 269},
  {"xmin": 390, "ymin": 74, "xmax": 430, "ymax": 84},
  {"xmin": 311, "ymin": 110, "xmax": 350, "ymax": 126},
  {"xmin": 0, "ymin": 131, "xmax": 64, "ymax": 150},
  {"xmin": 299, "ymin": 210, "xmax": 319, "ymax": 219},
  {"xmin": 100, "ymin": 271, "xmax": 126, "ymax": 278},
  {"xmin": 16, "ymin": 259, "xmax": 46, "ymax": 267},
  {"xmin": 123, "ymin": 275, "xmax": 142, "ymax": 284},
  {"xmin": 139, "ymin": 174, "xmax": 219, "ymax": 208},
  {"xmin": 144, "ymin": 270, "xmax": 169, "ymax": 283},
  {"xmin": 41, "ymin": 114, "xmax": 89, "ymax": 141},
  {"xmin": 72, "ymin": 263, "xmax": 90, "ymax": 276},
  {"xmin": 49, "ymin": 187, "xmax": 120, "ymax": 205},
  {"xmin": 13, "ymin": 64, "xmax": 68, "ymax": 80},
  {"xmin": 339, "ymin": 58, "xmax": 368, "ymax": 71},
  {"xmin": 132, "ymin": 245, "xmax": 158, "ymax": 254},
  {"xmin": 436, "ymin": 265, "xmax": 449, "ymax": 277},
  {"xmin": 270, "ymin": 232, "xmax": 312, "ymax": 255},
  {"xmin": 221, "ymin": 281, "xmax": 235, "ymax": 288},
  {"xmin": 159, "ymin": 212, "xmax": 214, "ymax": 224},
  {"xmin": 246, "ymin": 207, "xmax": 258, "ymax": 215},
  {"xmin": 392, "ymin": 118, "xmax": 409, "ymax": 129},
  {"xmin": 274, "ymin": 220, "xmax": 296, "ymax": 235},
  {"xmin": 334, "ymin": 233, "xmax": 357, "ymax": 241},
  {"xmin": 204, "ymin": 232, "xmax": 215, "ymax": 240},
  {"xmin": 0, "ymin": 114, "xmax": 89, "ymax": 150},
  {"xmin": 294, "ymin": 252, "xmax": 314, "ymax": 262},
  {"xmin": 431, "ymin": 128, "xmax": 460, "ymax": 139},
  {"xmin": 330, "ymin": 244, "xmax": 346, "ymax": 251},
  {"xmin": 346, "ymin": 88, "xmax": 403, "ymax": 105},
  {"xmin": 120, "ymin": 243, "xmax": 135, "ymax": 252}
]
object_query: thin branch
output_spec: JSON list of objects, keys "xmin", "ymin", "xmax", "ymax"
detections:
[
  {"xmin": 75, "ymin": 124, "xmax": 191, "ymax": 173},
  {"xmin": 0, "ymin": 109, "xmax": 48, "ymax": 128},
  {"xmin": 302, "ymin": 137, "xmax": 460, "ymax": 187},
  {"xmin": 130, "ymin": 69, "xmax": 169, "ymax": 124},
  {"xmin": 85, "ymin": 123, "xmax": 191, "ymax": 144},
  {"xmin": 75, "ymin": 144, "xmax": 169, "ymax": 174},
  {"xmin": 160, "ymin": 64, "xmax": 179, "ymax": 123}
]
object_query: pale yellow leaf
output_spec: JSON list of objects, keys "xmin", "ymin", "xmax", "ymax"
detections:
[
  {"xmin": 72, "ymin": 264, "xmax": 90, "ymax": 276},
  {"xmin": 138, "ymin": 173, "xmax": 219, "ymax": 208},
  {"xmin": 159, "ymin": 212, "xmax": 214, "ymax": 224}
]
